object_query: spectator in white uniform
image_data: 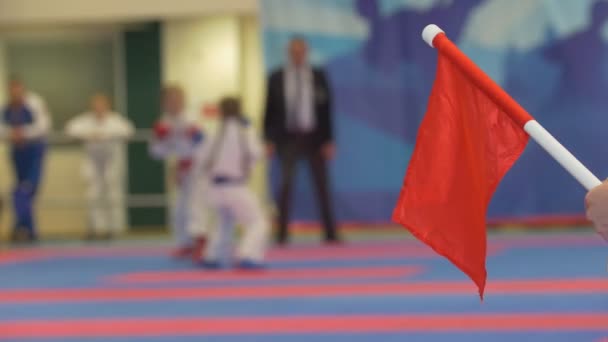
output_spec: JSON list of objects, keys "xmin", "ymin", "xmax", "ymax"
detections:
[
  {"xmin": 195, "ymin": 97, "xmax": 269, "ymax": 269},
  {"xmin": 149, "ymin": 85, "xmax": 207, "ymax": 259},
  {"xmin": 65, "ymin": 94, "xmax": 134, "ymax": 240}
]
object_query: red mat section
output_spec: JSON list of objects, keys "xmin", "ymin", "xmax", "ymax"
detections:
[
  {"xmin": 108, "ymin": 266, "xmax": 422, "ymax": 284},
  {"xmin": 0, "ymin": 235, "xmax": 600, "ymax": 265},
  {"xmin": 0, "ymin": 242, "xmax": 509, "ymax": 265},
  {"xmin": 268, "ymin": 245, "xmax": 503, "ymax": 261},
  {"xmin": 2, "ymin": 314, "xmax": 606, "ymax": 338},
  {"xmin": 1, "ymin": 278, "xmax": 606, "ymax": 303}
]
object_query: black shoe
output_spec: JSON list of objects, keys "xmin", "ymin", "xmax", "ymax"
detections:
[
  {"xmin": 324, "ymin": 236, "xmax": 343, "ymax": 246},
  {"xmin": 83, "ymin": 232, "xmax": 98, "ymax": 242},
  {"xmin": 275, "ymin": 233, "xmax": 289, "ymax": 246},
  {"xmin": 101, "ymin": 232, "xmax": 114, "ymax": 241},
  {"xmin": 11, "ymin": 228, "xmax": 36, "ymax": 245}
]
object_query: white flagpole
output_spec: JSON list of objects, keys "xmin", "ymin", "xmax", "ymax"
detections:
[{"xmin": 523, "ymin": 121, "xmax": 601, "ymax": 190}]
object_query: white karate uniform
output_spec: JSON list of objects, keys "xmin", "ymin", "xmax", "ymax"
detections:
[
  {"xmin": 149, "ymin": 113, "xmax": 207, "ymax": 247},
  {"xmin": 195, "ymin": 116, "xmax": 269, "ymax": 264},
  {"xmin": 65, "ymin": 112, "xmax": 134, "ymax": 235}
]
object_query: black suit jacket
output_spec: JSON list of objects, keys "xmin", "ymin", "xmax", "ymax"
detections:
[{"xmin": 263, "ymin": 67, "xmax": 333, "ymax": 147}]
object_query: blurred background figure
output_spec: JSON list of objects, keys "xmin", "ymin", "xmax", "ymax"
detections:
[
  {"xmin": 264, "ymin": 37, "xmax": 338, "ymax": 246},
  {"xmin": 149, "ymin": 85, "xmax": 207, "ymax": 259},
  {"xmin": 65, "ymin": 94, "xmax": 134, "ymax": 240},
  {"xmin": 197, "ymin": 97, "xmax": 269, "ymax": 269},
  {"xmin": 0, "ymin": 78, "xmax": 51, "ymax": 244}
]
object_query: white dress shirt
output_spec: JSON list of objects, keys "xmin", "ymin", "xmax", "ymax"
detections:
[{"xmin": 284, "ymin": 64, "xmax": 315, "ymax": 133}]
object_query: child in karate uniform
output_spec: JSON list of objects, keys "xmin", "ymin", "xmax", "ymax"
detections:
[
  {"xmin": 65, "ymin": 94, "xmax": 134, "ymax": 240},
  {"xmin": 195, "ymin": 97, "xmax": 269, "ymax": 269},
  {"xmin": 149, "ymin": 86, "xmax": 207, "ymax": 259}
]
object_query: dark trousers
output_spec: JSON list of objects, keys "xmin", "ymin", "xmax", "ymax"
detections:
[{"xmin": 276, "ymin": 135, "xmax": 337, "ymax": 243}]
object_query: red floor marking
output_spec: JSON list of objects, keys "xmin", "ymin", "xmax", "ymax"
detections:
[
  {"xmin": 1, "ymin": 233, "xmax": 600, "ymax": 266},
  {"xmin": 1, "ymin": 314, "xmax": 607, "ymax": 338},
  {"xmin": 267, "ymin": 245, "xmax": 503, "ymax": 261},
  {"xmin": 0, "ymin": 248, "xmax": 168, "ymax": 265},
  {"xmin": 0, "ymin": 244, "xmax": 505, "ymax": 265},
  {"xmin": 0, "ymin": 250, "xmax": 56, "ymax": 265},
  {"xmin": 108, "ymin": 266, "xmax": 422, "ymax": 284},
  {"xmin": 0, "ymin": 232, "xmax": 601, "ymax": 265},
  {"xmin": 1, "ymin": 278, "xmax": 606, "ymax": 303}
]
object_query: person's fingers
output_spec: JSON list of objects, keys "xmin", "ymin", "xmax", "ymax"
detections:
[
  {"xmin": 586, "ymin": 182, "xmax": 608, "ymax": 212},
  {"xmin": 596, "ymin": 224, "xmax": 608, "ymax": 242}
]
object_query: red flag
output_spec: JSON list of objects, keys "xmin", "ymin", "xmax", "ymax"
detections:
[{"xmin": 392, "ymin": 52, "xmax": 529, "ymax": 298}]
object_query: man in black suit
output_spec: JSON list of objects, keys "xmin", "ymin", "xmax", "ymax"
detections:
[{"xmin": 264, "ymin": 37, "xmax": 339, "ymax": 245}]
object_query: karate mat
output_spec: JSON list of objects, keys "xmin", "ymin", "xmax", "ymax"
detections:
[{"xmin": 0, "ymin": 230, "xmax": 606, "ymax": 341}]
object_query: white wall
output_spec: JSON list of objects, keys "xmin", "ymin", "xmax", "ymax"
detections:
[
  {"xmin": 163, "ymin": 16, "xmax": 242, "ymax": 116},
  {"xmin": 239, "ymin": 16, "xmax": 270, "ymax": 201},
  {"xmin": 240, "ymin": 16, "xmax": 264, "ymax": 122},
  {"xmin": 0, "ymin": 40, "xmax": 6, "ymax": 104},
  {"xmin": 0, "ymin": 40, "xmax": 7, "ymax": 234},
  {"xmin": 0, "ymin": 41, "xmax": 10, "ymax": 236},
  {"xmin": 0, "ymin": 0, "xmax": 257, "ymax": 25}
]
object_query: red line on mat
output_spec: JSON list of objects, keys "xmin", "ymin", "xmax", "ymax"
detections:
[
  {"xmin": 108, "ymin": 266, "xmax": 422, "ymax": 284},
  {"xmin": 1, "ymin": 234, "xmax": 602, "ymax": 266},
  {"xmin": 1, "ymin": 278, "xmax": 606, "ymax": 303},
  {"xmin": 0, "ymin": 248, "xmax": 167, "ymax": 265},
  {"xmin": 1, "ymin": 314, "xmax": 606, "ymax": 338},
  {"xmin": 0, "ymin": 244, "xmax": 500, "ymax": 265},
  {"xmin": 0, "ymin": 244, "xmax": 507, "ymax": 265},
  {"xmin": 267, "ymin": 245, "xmax": 503, "ymax": 261}
]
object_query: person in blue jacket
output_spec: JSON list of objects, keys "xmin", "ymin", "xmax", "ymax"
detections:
[{"xmin": 0, "ymin": 79, "xmax": 51, "ymax": 243}]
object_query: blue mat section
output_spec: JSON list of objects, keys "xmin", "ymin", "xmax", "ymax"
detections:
[{"xmin": 1, "ymin": 294, "xmax": 607, "ymax": 321}]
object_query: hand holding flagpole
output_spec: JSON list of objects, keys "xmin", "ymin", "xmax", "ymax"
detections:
[{"xmin": 422, "ymin": 24, "xmax": 601, "ymax": 191}]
